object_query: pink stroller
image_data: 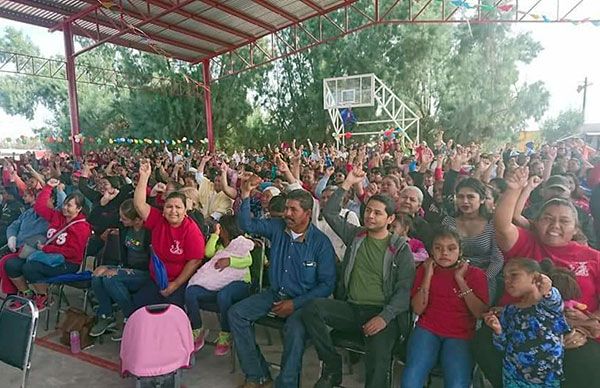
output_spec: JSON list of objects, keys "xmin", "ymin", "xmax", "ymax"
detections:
[{"xmin": 121, "ymin": 304, "xmax": 194, "ymax": 388}]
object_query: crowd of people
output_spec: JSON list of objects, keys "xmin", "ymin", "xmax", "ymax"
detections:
[{"xmin": 1, "ymin": 132, "xmax": 600, "ymax": 388}]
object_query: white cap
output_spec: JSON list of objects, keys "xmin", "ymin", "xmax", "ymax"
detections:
[{"xmin": 263, "ymin": 186, "xmax": 281, "ymax": 196}]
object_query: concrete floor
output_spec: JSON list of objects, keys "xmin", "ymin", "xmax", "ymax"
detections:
[
  {"xmin": 0, "ymin": 288, "xmax": 458, "ymax": 388},
  {"xmin": 0, "ymin": 289, "xmax": 370, "ymax": 388}
]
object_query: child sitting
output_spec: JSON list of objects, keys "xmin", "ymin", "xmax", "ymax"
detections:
[
  {"xmin": 185, "ymin": 215, "xmax": 253, "ymax": 356},
  {"xmin": 401, "ymin": 226, "xmax": 489, "ymax": 388},
  {"xmin": 392, "ymin": 212, "xmax": 428, "ymax": 262},
  {"xmin": 484, "ymin": 258, "xmax": 571, "ymax": 387}
]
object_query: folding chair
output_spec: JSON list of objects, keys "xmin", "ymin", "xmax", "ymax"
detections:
[
  {"xmin": 0, "ymin": 295, "xmax": 39, "ymax": 388},
  {"xmin": 41, "ymin": 242, "xmax": 95, "ymax": 330},
  {"xmin": 327, "ymin": 311, "xmax": 413, "ymax": 388}
]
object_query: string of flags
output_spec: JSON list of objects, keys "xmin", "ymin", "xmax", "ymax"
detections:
[
  {"xmin": 446, "ymin": 0, "xmax": 600, "ymax": 25},
  {"xmin": 46, "ymin": 135, "xmax": 204, "ymax": 146}
]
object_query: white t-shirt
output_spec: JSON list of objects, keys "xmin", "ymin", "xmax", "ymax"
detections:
[{"xmin": 317, "ymin": 208, "xmax": 361, "ymax": 260}]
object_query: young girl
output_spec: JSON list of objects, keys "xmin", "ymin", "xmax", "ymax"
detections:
[
  {"xmin": 392, "ymin": 213, "xmax": 428, "ymax": 262},
  {"xmin": 89, "ymin": 199, "xmax": 151, "ymax": 341},
  {"xmin": 401, "ymin": 227, "xmax": 489, "ymax": 388},
  {"xmin": 185, "ymin": 215, "xmax": 253, "ymax": 356},
  {"xmin": 484, "ymin": 258, "xmax": 570, "ymax": 387}
]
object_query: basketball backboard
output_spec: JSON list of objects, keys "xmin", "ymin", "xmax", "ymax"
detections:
[{"xmin": 323, "ymin": 74, "xmax": 375, "ymax": 109}]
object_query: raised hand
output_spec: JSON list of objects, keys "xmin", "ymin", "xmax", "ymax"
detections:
[
  {"xmin": 81, "ymin": 162, "xmax": 93, "ymax": 178},
  {"xmin": 342, "ymin": 165, "xmax": 366, "ymax": 189},
  {"xmin": 139, "ymin": 159, "xmax": 152, "ymax": 179},
  {"xmin": 47, "ymin": 178, "xmax": 60, "ymax": 188},
  {"xmin": 527, "ymin": 175, "xmax": 543, "ymax": 190},
  {"xmin": 449, "ymin": 148, "xmax": 468, "ymax": 171},
  {"xmin": 241, "ymin": 173, "xmax": 261, "ymax": 198},
  {"xmin": 275, "ymin": 155, "xmax": 290, "ymax": 174},
  {"xmin": 505, "ymin": 166, "xmax": 529, "ymax": 191}
]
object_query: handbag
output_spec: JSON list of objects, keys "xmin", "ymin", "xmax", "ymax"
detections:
[
  {"xmin": 26, "ymin": 251, "xmax": 65, "ymax": 267},
  {"xmin": 150, "ymin": 248, "xmax": 169, "ymax": 291},
  {"xmin": 58, "ymin": 307, "xmax": 95, "ymax": 350},
  {"xmin": 18, "ymin": 244, "xmax": 37, "ymax": 259}
]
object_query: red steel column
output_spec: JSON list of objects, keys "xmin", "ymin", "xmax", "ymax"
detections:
[
  {"xmin": 63, "ymin": 21, "xmax": 82, "ymax": 158},
  {"xmin": 202, "ymin": 59, "xmax": 215, "ymax": 154}
]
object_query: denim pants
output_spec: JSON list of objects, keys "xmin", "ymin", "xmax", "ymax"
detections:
[
  {"xmin": 228, "ymin": 290, "xmax": 306, "ymax": 388},
  {"xmin": 401, "ymin": 325, "xmax": 473, "ymax": 388},
  {"xmin": 91, "ymin": 267, "xmax": 149, "ymax": 318},
  {"xmin": 185, "ymin": 281, "xmax": 251, "ymax": 332}
]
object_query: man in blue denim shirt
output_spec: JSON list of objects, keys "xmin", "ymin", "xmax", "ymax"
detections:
[{"xmin": 229, "ymin": 179, "xmax": 336, "ymax": 388}]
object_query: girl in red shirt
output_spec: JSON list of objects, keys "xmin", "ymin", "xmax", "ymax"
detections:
[{"xmin": 401, "ymin": 227, "xmax": 489, "ymax": 388}]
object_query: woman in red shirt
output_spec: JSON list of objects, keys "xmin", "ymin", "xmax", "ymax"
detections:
[
  {"xmin": 401, "ymin": 227, "xmax": 489, "ymax": 388},
  {"xmin": 5, "ymin": 178, "xmax": 91, "ymax": 311},
  {"xmin": 131, "ymin": 160, "xmax": 205, "ymax": 310},
  {"xmin": 474, "ymin": 166, "xmax": 600, "ymax": 388}
]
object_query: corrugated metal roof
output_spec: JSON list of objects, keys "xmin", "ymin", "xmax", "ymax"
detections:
[{"xmin": 0, "ymin": 0, "xmax": 355, "ymax": 63}]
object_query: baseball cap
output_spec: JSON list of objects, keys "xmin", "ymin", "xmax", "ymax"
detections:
[
  {"xmin": 262, "ymin": 186, "xmax": 281, "ymax": 197},
  {"xmin": 544, "ymin": 175, "xmax": 570, "ymax": 192}
]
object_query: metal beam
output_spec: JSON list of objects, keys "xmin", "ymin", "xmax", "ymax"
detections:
[
  {"xmin": 74, "ymin": 0, "xmax": 213, "ymax": 58},
  {"xmin": 251, "ymin": 0, "xmax": 300, "ymax": 23},
  {"xmin": 72, "ymin": 0, "xmax": 234, "ymax": 49},
  {"xmin": 0, "ymin": 8, "xmax": 195, "ymax": 62},
  {"xmin": 0, "ymin": 50, "xmax": 203, "ymax": 97},
  {"xmin": 145, "ymin": 0, "xmax": 255, "ymax": 40},
  {"xmin": 299, "ymin": 0, "xmax": 323, "ymax": 12},
  {"xmin": 63, "ymin": 22, "xmax": 82, "ymax": 159},
  {"xmin": 202, "ymin": 60, "xmax": 215, "ymax": 154},
  {"xmin": 199, "ymin": 0, "xmax": 277, "ymax": 32}
]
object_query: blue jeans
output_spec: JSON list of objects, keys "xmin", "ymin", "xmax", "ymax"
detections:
[
  {"xmin": 228, "ymin": 290, "xmax": 306, "ymax": 388},
  {"xmin": 401, "ymin": 325, "xmax": 474, "ymax": 388},
  {"xmin": 91, "ymin": 267, "xmax": 149, "ymax": 318},
  {"xmin": 185, "ymin": 281, "xmax": 251, "ymax": 332}
]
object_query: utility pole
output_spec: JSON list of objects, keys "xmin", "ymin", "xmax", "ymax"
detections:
[{"xmin": 577, "ymin": 77, "xmax": 593, "ymax": 122}]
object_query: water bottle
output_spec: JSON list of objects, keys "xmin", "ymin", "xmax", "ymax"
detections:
[{"xmin": 70, "ymin": 330, "xmax": 81, "ymax": 354}]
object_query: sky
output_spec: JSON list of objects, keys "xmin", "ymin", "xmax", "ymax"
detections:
[{"xmin": 1, "ymin": 5, "xmax": 600, "ymax": 139}]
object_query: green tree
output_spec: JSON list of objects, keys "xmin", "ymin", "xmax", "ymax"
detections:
[
  {"xmin": 1, "ymin": 20, "xmax": 550, "ymax": 151},
  {"xmin": 541, "ymin": 109, "xmax": 584, "ymax": 142}
]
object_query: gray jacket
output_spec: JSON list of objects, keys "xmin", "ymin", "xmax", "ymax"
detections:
[{"xmin": 323, "ymin": 188, "xmax": 416, "ymax": 326}]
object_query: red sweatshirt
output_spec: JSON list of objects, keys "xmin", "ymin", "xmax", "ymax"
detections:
[{"xmin": 34, "ymin": 186, "xmax": 92, "ymax": 265}]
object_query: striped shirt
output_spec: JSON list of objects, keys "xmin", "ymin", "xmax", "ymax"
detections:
[{"xmin": 442, "ymin": 216, "xmax": 504, "ymax": 300}]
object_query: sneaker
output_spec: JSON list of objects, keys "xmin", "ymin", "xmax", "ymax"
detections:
[
  {"xmin": 214, "ymin": 331, "xmax": 231, "ymax": 356},
  {"xmin": 90, "ymin": 315, "xmax": 116, "ymax": 337},
  {"xmin": 33, "ymin": 294, "xmax": 49, "ymax": 313},
  {"xmin": 192, "ymin": 328, "xmax": 206, "ymax": 352},
  {"xmin": 110, "ymin": 329, "xmax": 123, "ymax": 342},
  {"xmin": 314, "ymin": 361, "xmax": 343, "ymax": 388},
  {"xmin": 8, "ymin": 291, "xmax": 34, "ymax": 311},
  {"xmin": 237, "ymin": 379, "xmax": 273, "ymax": 388},
  {"xmin": 314, "ymin": 373, "xmax": 342, "ymax": 388}
]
